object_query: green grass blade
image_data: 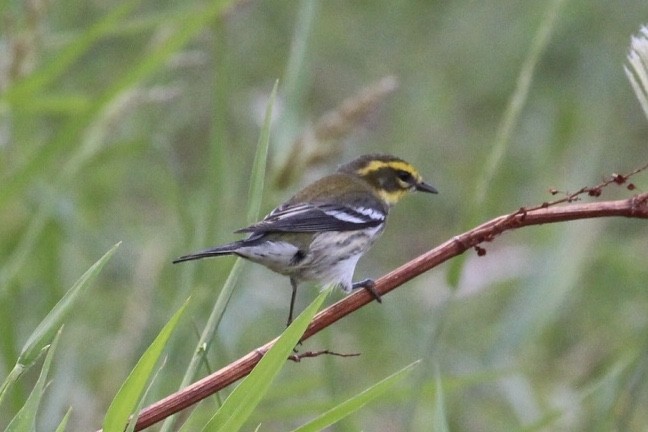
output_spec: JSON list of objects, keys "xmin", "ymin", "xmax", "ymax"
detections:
[
  {"xmin": 0, "ymin": 241, "xmax": 121, "ymax": 406},
  {"xmin": 291, "ymin": 360, "xmax": 420, "ymax": 432},
  {"xmin": 274, "ymin": 0, "xmax": 317, "ymax": 156},
  {"xmin": 0, "ymin": 202, "xmax": 51, "ymax": 296},
  {"xmin": 5, "ymin": 328, "xmax": 62, "ymax": 432},
  {"xmin": 447, "ymin": 0, "xmax": 565, "ymax": 287},
  {"xmin": 202, "ymin": 18, "xmax": 232, "ymax": 250},
  {"xmin": 102, "ymin": 298, "xmax": 191, "ymax": 432},
  {"xmin": 177, "ymin": 258, "xmax": 244, "ymax": 382},
  {"xmin": 201, "ymin": 289, "xmax": 330, "ymax": 432},
  {"xmin": 472, "ymin": 0, "xmax": 565, "ymax": 208},
  {"xmin": 0, "ymin": 242, "xmax": 121, "ymax": 410},
  {"xmin": 18, "ymin": 242, "xmax": 121, "ymax": 366},
  {"xmin": 124, "ymin": 357, "xmax": 168, "ymax": 432},
  {"xmin": 54, "ymin": 408, "xmax": 73, "ymax": 432},
  {"xmin": 432, "ymin": 363, "xmax": 450, "ymax": 432},
  {"xmin": 0, "ymin": 365, "xmax": 25, "ymax": 411},
  {"xmin": 1, "ymin": 0, "xmax": 140, "ymax": 105},
  {"xmin": 161, "ymin": 258, "xmax": 245, "ymax": 431},
  {"xmin": 0, "ymin": 0, "xmax": 235, "ymax": 210},
  {"xmin": 160, "ymin": 80, "xmax": 277, "ymax": 432},
  {"xmin": 247, "ymin": 79, "xmax": 278, "ymax": 223},
  {"xmin": 176, "ymin": 400, "xmax": 215, "ymax": 432}
]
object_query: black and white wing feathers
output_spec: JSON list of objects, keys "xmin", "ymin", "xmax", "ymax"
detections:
[{"xmin": 236, "ymin": 202, "xmax": 386, "ymax": 234}]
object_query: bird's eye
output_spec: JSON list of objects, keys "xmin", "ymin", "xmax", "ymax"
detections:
[{"xmin": 396, "ymin": 170, "xmax": 413, "ymax": 182}]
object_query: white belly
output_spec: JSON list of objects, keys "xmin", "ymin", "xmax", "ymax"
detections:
[
  {"xmin": 294, "ymin": 226, "xmax": 383, "ymax": 291},
  {"xmin": 235, "ymin": 226, "xmax": 383, "ymax": 292}
]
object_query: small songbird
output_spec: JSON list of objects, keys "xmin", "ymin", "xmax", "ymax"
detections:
[{"xmin": 173, "ymin": 153, "xmax": 437, "ymax": 326}]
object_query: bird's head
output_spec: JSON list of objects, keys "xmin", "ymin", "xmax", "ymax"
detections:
[{"xmin": 339, "ymin": 153, "xmax": 438, "ymax": 205}]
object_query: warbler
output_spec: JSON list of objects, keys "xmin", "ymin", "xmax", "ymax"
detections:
[{"xmin": 173, "ymin": 153, "xmax": 437, "ymax": 325}]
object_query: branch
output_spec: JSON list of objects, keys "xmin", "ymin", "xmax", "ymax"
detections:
[{"xmin": 125, "ymin": 189, "xmax": 648, "ymax": 431}]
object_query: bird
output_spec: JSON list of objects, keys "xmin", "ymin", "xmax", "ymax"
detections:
[{"xmin": 173, "ymin": 153, "xmax": 438, "ymax": 326}]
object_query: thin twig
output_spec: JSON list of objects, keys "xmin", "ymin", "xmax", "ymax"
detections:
[
  {"xmin": 115, "ymin": 167, "xmax": 648, "ymax": 431},
  {"xmin": 288, "ymin": 350, "xmax": 361, "ymax": 362}
]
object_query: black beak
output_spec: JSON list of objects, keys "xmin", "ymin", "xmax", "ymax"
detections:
[{"xmin": 415, "ymin": 181, "xmax": 438, "ymax": 194}]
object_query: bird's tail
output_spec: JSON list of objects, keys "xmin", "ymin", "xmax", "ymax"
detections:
[{"xmin": 172, "ymin": 241, "xmax": 243, "ymax": 264}]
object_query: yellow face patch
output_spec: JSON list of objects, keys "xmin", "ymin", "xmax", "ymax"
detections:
[
  {"xmin": 353, "ymin": 158, "xmax": 426, "ymax": 205},
  {"xmin": 376, "ymin": 188, "xmax": 408, "ymax": 205}
]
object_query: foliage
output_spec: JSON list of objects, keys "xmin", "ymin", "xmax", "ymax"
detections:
[{"xmin": 1, "ymin": 0, "xmax": 648, "ymax": 430}]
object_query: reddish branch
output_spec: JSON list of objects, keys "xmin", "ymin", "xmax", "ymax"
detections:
[{"xmin": 124, "ymin": 178, "xmax": 648, "ymax": 431}]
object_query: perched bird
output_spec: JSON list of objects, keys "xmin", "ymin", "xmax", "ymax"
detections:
[{"xmin": 173, "ymin": 153, "xmax": 437, "ymax": 326}]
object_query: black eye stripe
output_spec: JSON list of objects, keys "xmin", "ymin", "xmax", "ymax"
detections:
[{"xmin": 396, "ymin": 170, "xmax": 413, "ymax": 182}]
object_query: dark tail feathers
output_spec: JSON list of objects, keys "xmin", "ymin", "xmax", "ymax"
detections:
[{"xmin": 172, "ymin": 242, "xmax": 241, "ymax": 264}]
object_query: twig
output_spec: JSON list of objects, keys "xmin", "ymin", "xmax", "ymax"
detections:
[
  {"xmin": 117, "ymin": 168, "xmax": 648, "ymax": 431},
  {"xmin": 288, "ymin": 350, "xmax": 361, "ymax": 362}
]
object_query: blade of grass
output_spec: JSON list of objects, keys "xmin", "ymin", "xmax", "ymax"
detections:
[
  {"xmin": 291, "ymin": 360, "xmax": 420, "ymax": 432},
  {"xmin": 167, "ymin": 257, "xmax": 244, "ymax": 390},
  {"xmin": 14, "ymin": 93, "xmax": 90, "ymax": 115},
  {"xmin": 447, "ymin": 0, "xmax": 565, "ymax": 287},
  {"xmin": 520, "ymin": 355, "xmax": 635, "ymax": 431},
  {"xmin": 1, "ymin": 0, "xmax": 141, "ymax": 105},
  {"xmin": 54, "ymin": 408, "xmax": 73, "ymax": 432},
  {"xmin": 247, "ymin": 79, "xmax": 279, "ymax": 223},
  {"xmin": 102, "ymin": 298, "xmax": 190, "ymax": 432},
  {"xmin": 0, "ymin": 202, "xmax": 50, "ymax": 296},
  {"xmin": 274, "ymin": 0, "xmax": 317, "ymax": 164},
  {"xmin": 0, "ymin": 242, "xmax": 120, "ymax": 407},
  {"xmin": 54, "ymin": 408, "xmax": 72, "ymax": 432},
  {"xmin": 5, "ymin": 328, "xmax": 62, "ymax": 432},
  {"xmin": 18, "ymin": 242, "xmax": 121, "ymax": 366},
  {"xmin": 176, "ymin": 398, "xmax": 219, "ymax": 432},
  {"xmin": 0, "ymin": 0, "xmax": 236, "ymax": 210},
  {"xmin": 432, "ymin": 363, "xmax": 450, "ymax": 432},
  {"xmin": 578, "ymin": 355, "xmax": 634, "ymax": 426},
  {"xmin": 200, "ymin": 289, "xmax": 330, "ymax": 432},
  {"xmin": 124, "ymin": 357, "xmax": 168, "ymax": 432},
  {"xmin": 203, "ymin": 16, "xmax": 233, "ymax": 251},
  {"xmin": 160, "ymin": 80, "xmax": 278, "ymax": 432}
]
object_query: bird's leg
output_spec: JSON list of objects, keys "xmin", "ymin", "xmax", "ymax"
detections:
[
  {"xmin": 288, "ymin": 277, "xmax": 303, "ymax": 352},
  {"xmin": 287, "ymin": 277, "xmax": 298, "ymax": 327},
  {"xmin": 352, "ymin": 278, "xmax": 382, "ymax": 303}
]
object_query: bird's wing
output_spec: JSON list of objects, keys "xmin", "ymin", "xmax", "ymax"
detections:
[{"xmin": 236, "ymin": 202, "xmax": 385, "ymax": 233}]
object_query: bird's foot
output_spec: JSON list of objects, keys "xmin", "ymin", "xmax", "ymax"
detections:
[{"xmin": 352, "ymin": 278, "xmax": 382, "ymax": 303}]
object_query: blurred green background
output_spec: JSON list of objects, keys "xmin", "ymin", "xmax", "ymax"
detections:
[{"xmin": 2, "ymin": 0, "xmax": 648, "ymax": 430}]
